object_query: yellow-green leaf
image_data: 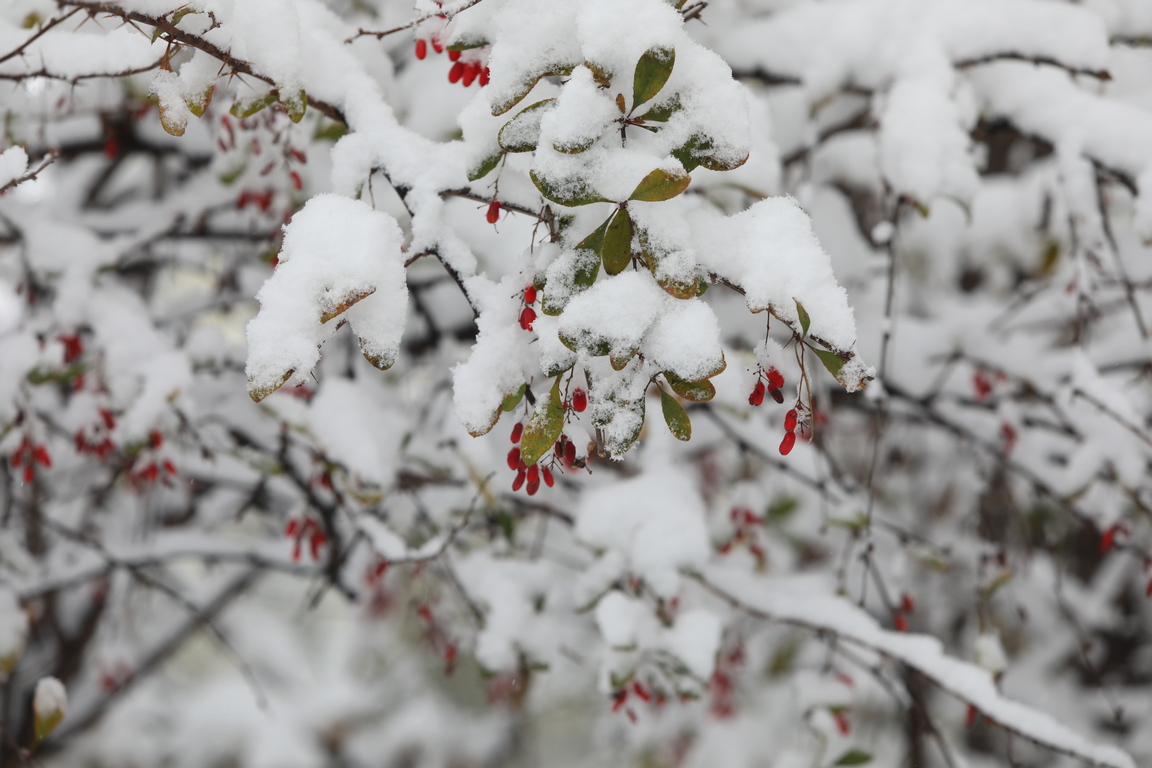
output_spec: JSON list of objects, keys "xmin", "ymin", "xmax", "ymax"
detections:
[
  {"xmin": 636, "ymin": 95, "xmax": 681, "ymax": 123},
  {"xmin": 248, "ymin": 369, "xmax": 294, "ymax": 403},
  {"xmin": 491, "ymin": 64, "xmax": 576, "ymax": 116},
  {"xmin": 630, "ymin": 167, "xmax": 690, "ymax": 202},
  {"xmin": 795, "ymin": 299, "xmax": 811, "ymax": 337},
  {"xmin": 632, "ymin": 47, "xmax": 675, "ymax": 109},
  {"xmin": 502, "ymin": 384, "xmax": 526, "ymax": 412},
  {"xmin": 499, "ymin": 99, "xmax": 555, "ymax": 153},
  {"xmin": 812, "ymin": 348, "xmax": 845, "ymax": 379},
  {"xmin": 665, "ymin": 372, "xmax": 715, "ymax": 402},
  {"xmin": 530, "ymin": 169, "xmax": 610, "ymax": 207},
  {"xmin": 601, "ymin": 208, "xmax": 633, "ymax": 275},
  {"xmin": 230, "ymin": 90, "xmax": 280, "ymax": 119},
  {"xmin": 468, "ymin": 149, "xmax": 504, "ymax": 181},
  {"xmin": 520, "ymin": 378, "xmax": 566, "ymax": 464},
  {"xmin": 834, "ymin": 750, "xmax": 872, "ymax": 766},
  {"xmin": 660, "ymin": 386, "xmax": 692, "ymax": 441},
  {"xmin": 280, "ymin": 88, "xmax": 307, "ymax": 123}
]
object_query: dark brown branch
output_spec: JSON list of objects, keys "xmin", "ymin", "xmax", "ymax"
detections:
[
  {"xmin": 345, "ymin": 0, "xmax": 488, "ymax": 43},
  {"xmin": 0, "ymin": 8, "xmax": 81, "ymax": 65},
  {"xmin": 955, "ymin": 52, "xmax": 1110, "ymax": 80}
]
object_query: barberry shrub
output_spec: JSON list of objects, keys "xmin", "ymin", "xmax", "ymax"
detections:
[{"xmin": 0, "ymin": 1, "xmax": 1150, "ymax": 768}]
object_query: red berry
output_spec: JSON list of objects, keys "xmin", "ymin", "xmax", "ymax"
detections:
[
  {"xmin": 894, "ymin": 612, "xmax": 907, "ymax": 632},
  {"xmin": 749, "ymin": 381, "xmax": 765, "ymax": 406},
  {"xmin": 150, "ymin": 430, "xmax": 163, "ymax": 449},
  {"xmin": 510, "ymin": 423, "xmax": 523, "ymax": 443},
  {"xmin": 32, "ymin": 445, "xmax": 51, "ymax": 468},
  {"xmin": 901, "ymin": 593, "xmax": 915, "ymax": 614},
  {"xmin": 431, "ymin": 36, "xmax": 443, "ymax": 54},
  {"xmin": 833, "ymin": 711, "xmax": 850, "ymax": 736},
  {"xmin": 100, "ymin": 408, "xmax": 116, "ymax": 430},
  {"xmin": 784, "ymin": 409, "xmax": 798, "ymax": 432},
  {"xmin": 512, "ymin": 468, "xmax": 526, "ymax": 491},
  {"xmin": 163, "ymin": 459, "xmax": 177, "ymax": 475},
  {"xmin": 447, "ymin": 49, "xmax": 460, "ymax": 61},
  {"xmin": 526, "ymin": 478, "xmax": 540, "ymax": 496},
  {"xmin": 519, "ymin": 307, "xmax": 536, "ymax": 331},
  {"xmin": 542, "ymin": 466, "xmax": 555, "ymax": 487},
  {"xmin": 527, "ymin": 464, "xmax": 539, "ymax": 485},
  {"xmin": 479, "ymin": 67, "xmax": 490, "ymax": 86},
  {"xmin": 448, "ymin": 62, "xmax": 464, "ymax": 83},
  {"xmin": 461, "ymin": 63, "xmax": 478, "ymax": 87},
  {"xmin": 965, "ymin": 705, "xmax": 978, "ymax": 729},
  {"xmin": 571, "ymin": 388, "xmax": 587, "ymax": 412},
  {"xmin": 523, "ymin": 285, "xmax": 537, "ymax": 305},
  {"xmin": 779, "ymin": 431, "xmax": 796, "ymax": 455},
  {"xmin": 285, "ymin": 519, "xmax": 300, "ymax": 537},
  {"xmin": 486, "ymin": 199, "xmax": 500, "ymax": 224},
  {"xmin": 564, "ymin": 441, "xmax": 577, "ymax": 464},
  {"xmin": 22, "ymin": 465, "xmax": 33, "ymax": 484},
  {"xmin": 414, "ymin": 39, "xmax": 427, "ymax": 59},
  {"xmin": 768, "ymin": 386, "xmax": 784, "ymax": 404},
  {"xmin": 766, "ymin": 367, "xmax": 785, "ymax": 390},
  {"xmin": 507, "ymin": 447, "xmax": 521, "ymax": 470}
]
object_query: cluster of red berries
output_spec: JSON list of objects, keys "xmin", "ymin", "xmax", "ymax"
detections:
[
  {"xmin": 10, "ymin": 434, "xmax": 51, "ymax": 484},
  {"xmin": 75, "ymin": 408, "xmax": 117, "ymax": 460},
  {"xmin": 416, "ymin": 603, "xmax": 459, "ymax": 675},
  {"xmin": 284, "ymin": 516, "xmax": 328, "ymax": 562},
  {"xmin": 414, "ymin": 37, "xmax": 491, "ymax": 87},
  {"xmin": 519, "ymin": 284, "xmax": 537, "ymax": 331},
  {"xmin": 718, "ymin": 506, "xmax": 767, "ymax": 566},
  {"xmin": 748, "ymin": 366, "xmax": 785, "ymax": 406},
  {"xmin": 749, "ymin": 367, "xmax": 802, "ymax": 455},
  {"xmin": 709, "ymin": 642, "xmax": 745, "ymax": 719},
  {"xmin": 128, "ymin": 430, "xmax": 177, "ymax": 488},
  {"xmin": 506, "ymin": 389, "xmax": 587, "ymax": 494},
  {"xmin": 971, "ymin": 367, "xmax": 1007, "ymax": 402},
  {"xmin": 611, "ymin": 678, "xmax": 662, "ymax": 723},
  {"xmin": 893, "ymin": 592, "xmax": 914, "ymax": 633}
]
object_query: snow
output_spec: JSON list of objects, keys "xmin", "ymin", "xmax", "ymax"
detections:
[
  {"xmin": 0, "ymin": 146, "xmax": 27, "ymax": 188},
  {"xmin": 705, "ymin": 567, "xmax": 1137, "ymax": 768},
  {"xmin": 0, "ymin": 587, "xmax": 26, "ymax": 679},
  {"xmin": 246, "ymin": 194, "xmax": 407, "ymax": 398},
  {"xmin": 33, "ymin": 676, "xmax": 67, "ymax": 720}
]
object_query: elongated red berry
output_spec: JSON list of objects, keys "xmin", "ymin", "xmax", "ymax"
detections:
[
  {"xmin": 901, "ymin": 594, "xmax": 915, "ymax": 614},
  {"xmin": 447, "ymin": 49, "xmax": 460, "ymax": 61},
  {"xmin": 512, "ymin": 468, "xmax": 526, "ymax": 491},
  {"xmin": 749, "ymin": 381, "xmax": 765, "ymax": 406},
  {"xmin": 100, "ymin": 408, "xmax": 116, "ymax": 430},
  {"xmin": 526, "ymin": 478, "xmax": 540, "ymax": 496},
  {"xmin": 33, "ymin": 445, "xmax": 51, "ymax": 468},
  {"xmin": 523, "ymin": 285, "xmax": 537, "ymax": 305},
  {"xmin": 894, "ymin": 612, "xmax": 907, "ymax": 632},
  {"xmin": 510, "ymin": 423, "xmax": 523, "ymax": 443},
  {"xmin": 542, "ymin": 466, "xmax": 555, "ymax": 487},
  {"xmin": 779, "ymin": 431, "xmax": 796, "ymax": 455},
  {"xmin": 479, "ymin": 67, "xmax": 490, "ymax": 86},
  {"xmin": 527, "ymin": 464, "xmax": 539, "ymax": 485},
  {"xmin": 784, "ymin": 409, "xmax": 798, "ymax": 432},
  {"xmin": 415, "ymin": 39, "xmax": 427, "ymax": 59},
  {"xmin": 486, "ymin": 199, "xmax": 500, "ymax": 223},
  {"xmin": 766, "ymin": 367, "xmax": 785, "ymax": 390},
  {"xmin": 564, "ymin": 441, "xmax": 577, "ymax": 464},
  {"xmin": 519, "ymin": 307, "xmax": 536, "ymax": 331},
  {"xmin": 461, "ymin": 63, "xmax": 478, "ymax": 87},
  {"xmin": 571, "ymin": 388, "xmax": 587, "ymax": 412},
  {"xmin": 507, "ymin": 447, "xmax": 521, "ymax": 470},
  {"xmin": 769, "ymin": 386, "xmax": 784, "ymax": 404},
  {"xmin": 448, "ymin": 62, "xmax": 464, "ymax": 83},
  {"xmin": 431, "ymin": 36, "xmax": 443, "ymax": 54},
  {"xmin": 284, "ymin": 519, "xmax": 300, "ymax": 537}
]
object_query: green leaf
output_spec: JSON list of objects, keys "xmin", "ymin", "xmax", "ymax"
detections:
[
  {"xmin": 279, "ymin": 88, "xmax": 307, "ymax": 123},
  {"xmin": 610, "ymin": 348, "xmax": 637, "ymax": 371},
  {"xmin": 501, "ymin": 384, "xmax": 526, "ymax": 412},
  {"xmin": 766, "ymin": 496, "xmax": 798, "ymax": 522},
  {"xmin": 664, "ymin": 372, "xmax": 715, "ymax": 402},
  {"xmin": 499, "ymin": 99, "xmax": 555, "ymax": 153},
  {"xmin": 812, "ymin": 348, "xmax": 845, "ymax": 379},
  {"xmin": 632, "ymin": 47, "xmax": 675, "ymax": 110},
  {"xmin": 659, "ymin": 387, "xmax": 692, "ymax": 441},
  {"xmin": 520, "ymin": 378, "xmax": 566, "ymax": 464},
  {"xmin": 530, "ymin": 169, "xmax": 610, "ymax": 207},
  {"xmin": 446, "ymin": 35, "xmax": 490, "ymax": 51},
  {"xmin": 833, "ymin": 750, "xmax": 873, "ymax": 766},
  {"xmin": 542, "ymin": 248, "xmax": 600, "ymax": 316},
  {"xmin": 630, "ymin": 167, "xmax": 691, "ymax": 202},
  {"xmin": 553, "ymin": 135, "xmax": 596, "ymax": 154},
  {"xmin": 230, "ymin": 90, "xmax": 280, "ymax": 119},
  {"xmin": 636, "ymin": 95, "xmax": 681, "ymax": 123},
  {"xmin": 601, "ymin": 208, "xmax": 633, "ymax": 275},
  {"xmin": 795, "ymin": 299, "xmax": 811, "ymax": 338},
  {"xmin": 672, "ymin": 134, "xmax": 749, "ymax": 173},
  {"xmin": 468, "ymin": 150, "xmax": 504, "ymax": 181},
  {"xmin": 490, "ymin": 64, "xmax": 576, "ymax": 116}
]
